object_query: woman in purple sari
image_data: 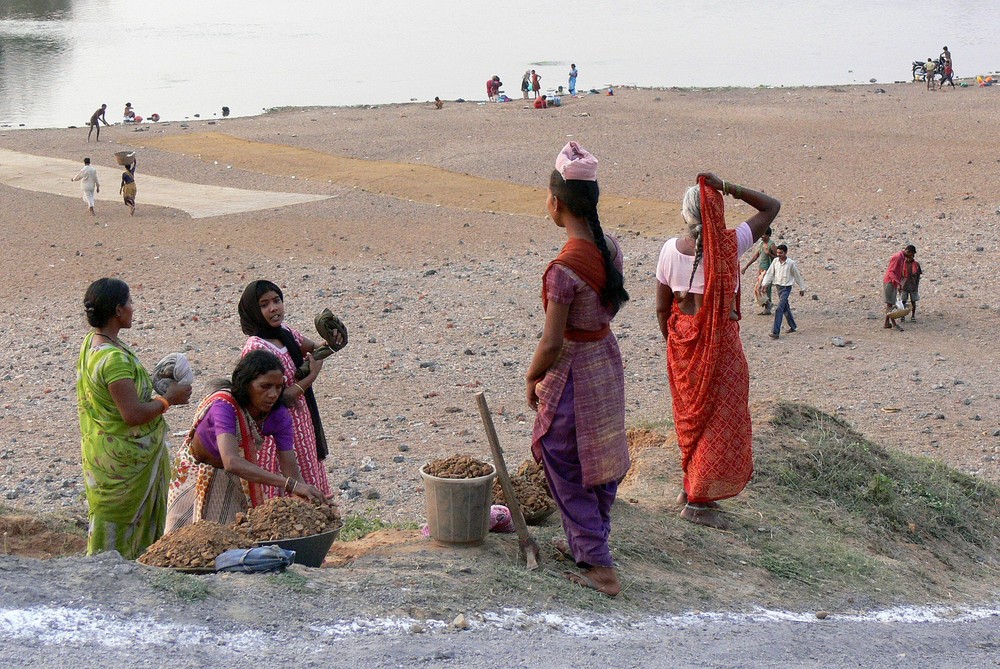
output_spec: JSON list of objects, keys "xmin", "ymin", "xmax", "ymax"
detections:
[{"xmin": 526, "ymin": 142, "xmax": 630, "ymax": 597}]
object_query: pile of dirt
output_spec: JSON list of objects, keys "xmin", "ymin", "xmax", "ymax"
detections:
[
  {"xmin": 234, "ymin": 497, "xmax": 342, "ymax": 541},
  {"xmin": 137, "ymin": 521, "xmax": 247, "ymax": 569},
  {"xmin": 492, "ymin": 477, "xmax": 554, "ymax": 520},
  {"xmin": 423, "ymin": 455, "xmax": 494, "ymax": 479},
  {"xmin": 517, "ymin": 460, "xmax": 551, "ymax": 496},
  {"xmin": 0, "ymin": 515, "xmax": 86, "ymax": 559}
]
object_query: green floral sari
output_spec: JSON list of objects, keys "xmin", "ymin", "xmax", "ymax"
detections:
[{"xmin": 77, "ymin": 331, "xmax": 169, "ymax": 559}]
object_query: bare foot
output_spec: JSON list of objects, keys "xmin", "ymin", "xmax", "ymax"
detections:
[
  {"xmin": 564, "ymin": 566, "xmax": 621, "ymax": 597},
  {"xmin": 676, "ymin": 490, "xmax": 721, "ymax": 509},
  {"xmin": 680, "ymin": 503, "xmax": 729, "ymax": 529}
]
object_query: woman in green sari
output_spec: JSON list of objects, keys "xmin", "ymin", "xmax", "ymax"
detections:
[{"xmin": 76, "ymin": 278, "xmax": 192, "ymax": 559}]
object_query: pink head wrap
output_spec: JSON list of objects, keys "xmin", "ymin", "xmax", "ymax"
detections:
[{"xmin": 554, "ymin": 141, "xmax": 598, "ymax": 181}]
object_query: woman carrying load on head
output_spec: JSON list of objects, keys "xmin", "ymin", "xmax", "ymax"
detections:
[
  {"xmin": 120, "ymin": 158, "xmax": 137, "ymax": 216},
  {"xmin": 239, "ymin": 280, "xmax": 337, "ymax": 499},
  {"xmin": 165, "ymin": 351, "xmax": 328, "ymax": 532},
  {"xmin": 527, "ymin": 142, "xmax": 630, "ymax": 597},
  {"xmin": 76, "ymin": 278, "xmax": 192, "ymax": 558},
  {"xmin": 655, "ymin": 174, "xmax": 780, "ymax": 529}
]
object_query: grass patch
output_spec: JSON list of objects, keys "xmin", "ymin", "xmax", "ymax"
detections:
[
  {"xmin": 148, "ymin": 571, "xmax": 212, "ymax": 601},
  {"xmin": 265, "ymin": 570, "xmax": 311, "ymax": 594},
  {"xmin": 629, "ymin": 416, "xmax": 675, "ymax": 433},
  {"xmin": 339, "ymin": 511, "xmax": 418, "ymax": 542},
  {"xmin": 758, "ymin": 403, "xmax": 1000, "ymax": 555}
]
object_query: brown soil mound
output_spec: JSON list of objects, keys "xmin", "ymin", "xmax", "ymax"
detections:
[
  {"xmin": 234, "ymin": 497, "xmax": 342, "ymax": 541},
  {"xmin": 516, "ymin": 460, "xmax": 551, "ymax": 496},
  {"xmin": 138, "ymin": 521, "xmax": 247, "ymax": 569},
  {"xmin": 423, "ymin": 455, "xmax": 494, "ymax": 479},
  {"xmin": 0, "ymin": 515, "xmax": 86, "ymax": 558},
  {"xmin": 492, "ymin": 477, "xmax": 555, "ymax": 518}
]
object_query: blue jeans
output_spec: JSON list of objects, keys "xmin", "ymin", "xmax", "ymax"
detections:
[{"xmin": 772, "ymin": 286, "xmax": 797, "ymax": 335}]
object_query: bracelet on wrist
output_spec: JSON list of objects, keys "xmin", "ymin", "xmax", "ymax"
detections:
[
  {"xmin": 293, "ymin": 382, "xmax": 306, "ymax": 396},
  {"xmin": 284, "ymin": 477, "xmax": 296, "ymax": 494},
  {"xmin": 155, "ymin": 396, "xmax": 170, "ymax": 413}
]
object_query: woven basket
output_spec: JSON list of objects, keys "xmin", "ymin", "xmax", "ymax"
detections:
[
  {"xmin": 114, "ymin": 151, "xmax": 136, "ymax": 167},
  {"xmin": 888, "ymin": 305, "xmax": 911, "ymax": 320}
]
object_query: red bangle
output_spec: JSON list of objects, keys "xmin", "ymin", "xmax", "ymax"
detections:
[{"xmin": 155, "ymin": 396, "xmax": 170, "ymax": 413}]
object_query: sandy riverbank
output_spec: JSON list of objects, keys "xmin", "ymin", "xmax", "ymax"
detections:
[{"xmin": 0, "ymin": 81, "xmax": 998, "ymax": 524}]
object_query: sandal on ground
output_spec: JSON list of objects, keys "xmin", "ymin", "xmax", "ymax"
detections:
[{"xmin": 563, "ymin": 570, "xmax": 618, "ymax": 598}]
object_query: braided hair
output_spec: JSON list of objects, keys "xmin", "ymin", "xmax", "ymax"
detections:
[
  {"xmin": 681, "ymin": 185, "xmax": 704, "ymax": 292},
  {"xmin": 549, "ymin": 170, "xmax": 629, "ymax": 310}
]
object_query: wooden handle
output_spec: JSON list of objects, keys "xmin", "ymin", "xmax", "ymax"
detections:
[{"xmin": 476, "ymin": 392, "xmax": 531, "ymax": 541}]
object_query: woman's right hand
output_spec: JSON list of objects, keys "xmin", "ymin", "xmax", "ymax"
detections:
[
  {"xmin": 697, "ymin": 172, "xmax": 724, "ymax": 192},
  {"xmin": 291, "ymin": 481, "xmax": 327, "ymax": 504},
  {"xmin": 163, "ymin": 381, "xmax": 193, "ymax": 406},
  {"xmin": 306, "ymin": 352, "xmax": 324, "ymax": 377}
]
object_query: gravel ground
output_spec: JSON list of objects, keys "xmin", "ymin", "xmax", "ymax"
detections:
[
  {"xmin": 1, "ymin": 82, "xmax": 997, "ymax": 526},
  {"xmin": 0, "ymin": 84, "xmax": 999, "ymax": 663}
]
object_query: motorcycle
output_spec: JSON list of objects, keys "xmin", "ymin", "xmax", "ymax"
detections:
[{"xmin": 912, "ymin": 57, "xmax": 945, "ymax": 82}]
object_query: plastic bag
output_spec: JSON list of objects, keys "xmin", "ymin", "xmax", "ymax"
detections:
[{"xmin": 215, "ymin": 545, "xmax": 295, "ymax": 573}]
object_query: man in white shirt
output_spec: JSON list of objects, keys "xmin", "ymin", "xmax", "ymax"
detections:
[
  {"xmin": 761, "ymin": 244, "xmax": 806, "ymax": 339},
  {"xmin": 71, "ymin": 157, "xmax": 100, "ymax": 216}
]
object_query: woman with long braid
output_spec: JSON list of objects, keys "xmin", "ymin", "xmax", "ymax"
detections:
[
  {"xmin": 527, "ymin": 142, "xmax": 629, "ymax": 597},
  {"xmin": 656, "ymin": 173, "xmax": 780, "ymax": 529}
]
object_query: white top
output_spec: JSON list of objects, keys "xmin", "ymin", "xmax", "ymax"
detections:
[
  {"xmin": 655, "ymin": 221, "xmax": 753, "ymax": 294},
  {"xmin": 73, "ymin": 165, "xmax": 99, "ymax": 190},
  {"xmin": 762, "ymin": 257, "xmax": 806, "ymax": 291}
]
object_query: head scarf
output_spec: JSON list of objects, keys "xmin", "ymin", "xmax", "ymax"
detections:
[
  {"xmin": 237, "ymin": 280, "xmax": 329, "ymax": 460},
  {"xmin": 555, "ymin": 141, "xmax": 599, "ymax": 182}
]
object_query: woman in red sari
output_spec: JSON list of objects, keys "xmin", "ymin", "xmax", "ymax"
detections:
[
  {"xmin": 655, "ymin": 173, "xmax": 780, "ymax": 529},
  {"xmin": 527, "ymin": 142, "xmax": 630, "ymax": 597}
]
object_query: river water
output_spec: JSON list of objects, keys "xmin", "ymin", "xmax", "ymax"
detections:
[{"xmin": 1, "ymin": 0, "xmax": 998, "ymax": 129}]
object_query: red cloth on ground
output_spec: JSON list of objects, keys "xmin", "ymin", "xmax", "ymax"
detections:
[{"xmin": 666, "ymin": 178, "xmax": 753, "ymax": 503}]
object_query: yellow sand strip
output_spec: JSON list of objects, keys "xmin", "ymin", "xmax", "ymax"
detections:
[
  {"xmin": 144, "ymin": 133, "xmax": 685, "ymax": 234},
  {"xmin": 0, "ymin": 148, "xmax": 329, "ymax": 219}
]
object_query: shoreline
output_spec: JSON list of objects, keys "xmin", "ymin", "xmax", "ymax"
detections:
[{"xmin": 4, "ymin": 77, "xmax": 992, "ymax": 132}]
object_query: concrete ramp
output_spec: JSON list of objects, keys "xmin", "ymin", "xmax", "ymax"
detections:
[{"xmin": 0, "ymin": 148, "xmax": 329, "ymax": 218}]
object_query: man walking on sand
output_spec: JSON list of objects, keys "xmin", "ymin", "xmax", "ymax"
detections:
[
  {"xmin": 762, "ymin": 244, "xmax": 806, "ymax": 339},
  {"xmin": 883, "ymin": 244, "xmax": 915, "ymax": 331},
  {"xmin": 72, "ymin": 157, "xmax": 100, "ymax": 216},
  {"xmin": 87, "ymin": 104, "xmax": 110, "ymax": 142}
]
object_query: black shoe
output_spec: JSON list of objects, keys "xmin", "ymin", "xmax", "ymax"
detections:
[
  {"xmin": 786, "ymin": 327, "xmax": 797, "ymax": 333},
  {"xmin": 768, "ymin": 333, "xmax": 779, "ymax": 340}
]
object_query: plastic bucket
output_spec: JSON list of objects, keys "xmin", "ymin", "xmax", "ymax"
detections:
[
  {"xmin": 420, "ymin": 464, "xmax": 496, "ymax": 546},
  {"xmin": 253, "ymin": 525, "xmax": 341, "ymax": 568}
]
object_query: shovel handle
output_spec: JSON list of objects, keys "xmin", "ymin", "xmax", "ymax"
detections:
[{"xmin": 475, "ymin": 392, "xmax": 532, "ymax": 543}]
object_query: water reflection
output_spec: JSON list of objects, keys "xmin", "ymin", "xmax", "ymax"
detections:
[
  {"xmin": 0, "ymin": 1, "xmax": 72, "ymax": 125},
  {"xmin": 0, "ymin": 0, "xmax": 72, "ymax": 20}
]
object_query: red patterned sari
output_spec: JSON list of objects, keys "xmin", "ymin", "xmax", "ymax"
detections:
[{"xmin": 667, "ymin": 179, "xmax": 753, "ymax": 503}]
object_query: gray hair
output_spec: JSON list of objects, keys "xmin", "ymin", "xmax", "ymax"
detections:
[{"xmin": 681, "ymin": 185, "xmax": 702, "ymax": 237}]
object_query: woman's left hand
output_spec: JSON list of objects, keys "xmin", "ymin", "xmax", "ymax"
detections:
[
  {"xmin": 697, "ymin": 172, "xmax": 724, "ymax": 191},
  {"xmin": 526, "ymin": 378, "xmax": 540, "ymax": 412},
  {"xmin": 291, "ymin": 481, "xmax": 328, "ymax": 504}
]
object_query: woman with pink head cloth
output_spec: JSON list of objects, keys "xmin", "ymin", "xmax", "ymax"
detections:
[{"xmin": 526, "ymin": 141, "xmax": 630, "ymax": 597}]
